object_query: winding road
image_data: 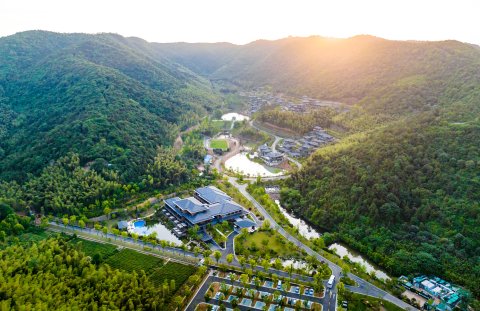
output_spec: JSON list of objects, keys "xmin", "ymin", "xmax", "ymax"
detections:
[{"xmin": 226, "ymin": 176, "xmax": 417, "ymax": 311}]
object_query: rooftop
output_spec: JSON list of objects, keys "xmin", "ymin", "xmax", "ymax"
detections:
[
  {"xmin": 175, "ymin": 197, "xmax": 208, "ymax": 214},
  {"xmin": 235, "ymin": 218, "xmax": 257, "ymax": 229},
  {"xmin": 195, "ymin": 186, "xmax": 231, "ymax": 204}
]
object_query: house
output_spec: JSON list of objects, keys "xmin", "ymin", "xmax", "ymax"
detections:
[
  {"xmin": 234, "ymin": 218, "xmax": 257, "ymax": 233},
  {"xmin": 204, "ymin": 154, "xmax": 213, "ymax": 165},
  {"xmin": 117, "ymin": 221, "xmax": 129, "ymax": 230},
  {"xmin": 164, "ymin": 186, "xmax": 247, "ymax": 228},
  {"xmin": 258, "ymin": 144, "xmax": 285, "ymax": 166}
]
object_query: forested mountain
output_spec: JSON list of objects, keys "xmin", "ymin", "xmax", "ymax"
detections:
[
  {"xmin": 0, "ymin": 31, "xmax": 222, "ymax": 181},
  {"xmin": 1, "ymin": 31, "xmax": 480, "ymax": 301},
  {"xmin": 157, "ymin": 36, "xmax": 480, "ymax": 119},
  {"xmin": 154, "ymin": 36, "xmax": 480, "ymax": 299}
]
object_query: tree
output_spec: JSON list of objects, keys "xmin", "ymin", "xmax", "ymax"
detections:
[
  {"xmin": 193, "ymin": 246, "xmax": 201, "ymax": 257},
  {"xmin": 238, "ymin": 256, "xmax": 246, "ymax": 270},
  {"xmin": 240, "ymin": 274, "xmax": 249, "ymax": 289},
  {"xmin": 261, "ymin": 219, "xmax": 271, "ymax": 231},
  {"xmin": 103, "ymin": 207, "xmax": 111, "ymax": 220},
  {"xmin": 203, "ymin": 249, "xmax": 212, "ymax": 258},
  {"xmin": 213, "ymin": 250, "xmax": 222, "ymax": 264},
  {"xmin": 187, "ymin": 225, "xmax": 200, "ymax": 240},
  {"xmin": 226, "ymin": 253, "xmax": 234, "ymax": 265},
  {"xmin": 78, "ymin": 220, "xmax": 86, "ymax": 229},
  {"xmin": 231, "ymin": 298, "xmax": 239, "ymax": 309},
  {"xmin": 62, "ymin": 217, "xmax": 69, "ymax": 227}
]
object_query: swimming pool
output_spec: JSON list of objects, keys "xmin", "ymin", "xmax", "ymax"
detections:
[
  {"xmin": 134, "ymin": 220, "xmax": 146, "ymax": 228},
  {"xmin": 129, "ymin": 219, "xmax": 181, "ymax": 245}
]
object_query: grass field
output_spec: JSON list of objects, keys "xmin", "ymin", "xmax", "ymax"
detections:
[
  {"xmin": 149, "ymin": 262, "xmax": 197, "ymax": 286},
  {"xmin": 339, "ymin": 292, "xmax": 405, "ymax": 311},
  {"xmin": 236, "ymin": 230, "xmax": 302, "ymax": 258},
  {"xmin": 105, "ymin": 249, "xmax": 164, "ymax": 274},
  {"xmin": 71, "ymin": 238, "xmax": 118, "ymax": 259},
  {"xmin": 210, "ymin": 139, "xmax": 229, "ymax": 151}
]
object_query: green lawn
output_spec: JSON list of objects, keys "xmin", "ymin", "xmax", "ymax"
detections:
[
  {"xmin": 339, "ymin": 292, "xmax": 406, "ymax": 311},
  {"xmin": 150, "ymin": 262, "xmax": 197, "ymax": 287},
  {"xmin": 210, "ymin": 139, "xmax": 229, "ymax": 151},
  {"xmin": 104, "ymin": 249, "xmax": 164, "ymax": 274},
  {"xmin": 235, "ymin": 230, "xmax": 301, "ymax": 258}
]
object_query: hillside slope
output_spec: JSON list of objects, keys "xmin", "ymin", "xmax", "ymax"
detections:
[
  {"xmin": 153, "ymin": 35, "xmax": 480, "ymax": 299},
  {"xmin": 158, "ymin": 36, "xmax": 480, "ymax": 120},
  {"xmin": 0, "ymin": 31, "xmax": 222, "ymax": 181}
]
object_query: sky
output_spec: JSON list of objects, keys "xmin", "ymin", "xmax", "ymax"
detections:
[{"xmin": 0, "ymin": 0, "xmax": 479, "ymax": 45}]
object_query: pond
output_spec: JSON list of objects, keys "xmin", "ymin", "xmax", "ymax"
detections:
[
  {"xmin": 275, "ymin": 199, "xmax": 391, "ymax": 280},
  {"xmin": 129, "ymin": 220, "xmax": 182, "ymax": 246},
  {"xmin": 225, "ymin": 152, "xmax": 285, "ymax": 177},
  {"xmin": 328, "ymin": 243, "xmax": 390, "ymax": 281},
  {"xmin": 275, "ymin": 200, "xmax": 321, "ymax": 240},
  {"xmin": 221, "ymin": 112, "xmax": 250, "ymax": 121}
]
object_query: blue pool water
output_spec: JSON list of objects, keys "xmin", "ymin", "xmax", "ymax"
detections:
[{"xmin": 134, "ymin": 220, "xmax": 146, "ymax": 228}]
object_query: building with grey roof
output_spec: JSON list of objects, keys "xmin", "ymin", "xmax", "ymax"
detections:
[{"xmin": 164, "ymin": 186, "xmax": 247, "ymax": 228}]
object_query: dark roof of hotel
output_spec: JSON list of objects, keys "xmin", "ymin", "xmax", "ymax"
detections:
[
  {"xmin": 164, "ymin": 187, "xmax": 246, "ymax": 225},
  {"xmin": 164, "ymin": 197, "xmax": 181, "ymax": 207},
  {"xmin": 195, "ymin": 186, "xmax": 231, "ymax": 204},
  {"xmin": 235, "ymin": 219, "xmax": 257, "ymax": 228},
  {"xmin": 185, "ymin": 200, "xmax": 244, "ymax": 224},
  {"xmin": 175, "ymin": 197, "xmax": 208, "ymax": 214}
]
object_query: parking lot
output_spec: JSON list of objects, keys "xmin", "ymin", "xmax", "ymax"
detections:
[{"xmin": 189, "ymin": 270, "xmax": 324, "ymax": 311}]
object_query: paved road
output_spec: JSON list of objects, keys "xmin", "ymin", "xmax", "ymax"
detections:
[
  {"xmin": 226, "ymin": 176, "xmax": 417, "ymax": 311},
  {"xmin": 48, "ymin": 222, "xmax": 199, "ymax": 264}
]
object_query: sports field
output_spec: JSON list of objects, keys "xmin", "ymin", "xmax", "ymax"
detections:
[{"xmin": 210, "ymin": 139, "xmax": 228, "ymax": 151}]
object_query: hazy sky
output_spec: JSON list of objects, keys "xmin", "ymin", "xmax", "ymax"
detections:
[{"xmin": 1, "ymin": 0, "xmax": 479, "ymax": 44}]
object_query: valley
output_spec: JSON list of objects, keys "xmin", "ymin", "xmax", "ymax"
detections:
[{"xmin": 0, "ymin": 31, "xmax": 479, "ymax": 311}]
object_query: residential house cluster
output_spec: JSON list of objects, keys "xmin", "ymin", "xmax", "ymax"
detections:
[
  {"xmin": 278, "ymin": 126, "xmax": 335, "ymax": 157},
  {"xmin": 241, "ymin": 89, "xmax": 345, "ymax": 116},
  {"xmin": 258, "ymin": 144, "xmax": 285, "ymax": 166}
]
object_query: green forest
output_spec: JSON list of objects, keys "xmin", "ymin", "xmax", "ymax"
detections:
[
  {"xmin": 282, "ymin": 113, "xmax": 480, "ymax": 298},
  {"xmin": 0, "ymin": 31, "xmax": 223, "ymax": 182},
  {"xmin": 255, "ymin": 108, "xmax": 338, "ymax": 134},
  {"xmin": 1, "ymin": 30, "xmax": 480, "ymax": 307}
]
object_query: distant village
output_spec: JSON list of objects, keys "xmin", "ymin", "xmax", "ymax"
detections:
[
  {"xmin": 278, "ymin": 126, "xmax": 335, "ymax": 158},
  {"xmin": 241, "ymin": 88, "xmax": 346, "ymax": 115}
]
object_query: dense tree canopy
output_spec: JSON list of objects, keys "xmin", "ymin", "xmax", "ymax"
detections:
[
  {"xmin": 256, "ymin": 108, "xmax": 338, "ymax": 134},
  {"xmin": 282, "ymin": 113, "xmax": 480, "ymax": 297},
  {"xmin": 0, "ymin": 31, "xmax": 223, "ymax": 182},
  {"xmin": 0, "ymin": 238, "xmax": 168, "ymax": 310}
]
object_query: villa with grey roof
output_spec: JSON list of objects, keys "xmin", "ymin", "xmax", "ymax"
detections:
[{"xmin": 164, "ymin": 186, "xmax": 248, "ymax": 228}]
